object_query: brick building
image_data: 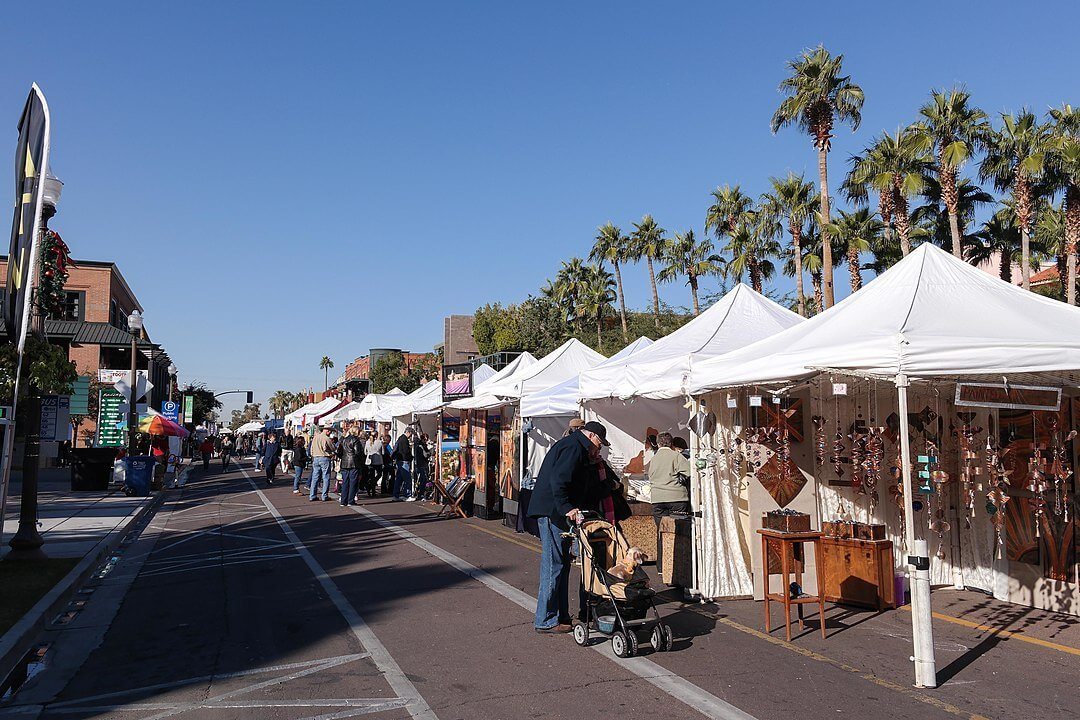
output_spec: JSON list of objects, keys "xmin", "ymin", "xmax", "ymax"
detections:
[
  {"xmin": 439, "ymin": 315, "xmax": 479, "ymax": 365},
  {"xmin": 340, "ymin": 348, "xmax": 437, "ymax": 397},
  {"xmin": 0, "ymin": 257, "xmax": 173, "ymax": 445}
]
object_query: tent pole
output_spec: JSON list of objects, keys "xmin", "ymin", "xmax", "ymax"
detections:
[
  {"xmin": 896, "ymin": 373, "xmax": 937, "ymax": 688},
  {"xmin": 688, "ymin": 396, "xmax": 702, "ymax": 601}
]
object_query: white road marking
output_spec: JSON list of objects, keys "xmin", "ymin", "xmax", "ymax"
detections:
[
  {"xmin": 350, "ymin": 505, "xmax": 757, "ymax": 720},
  {"xmin": 240, "ymin": 467, "xmax": 437, "ymax": 720}
]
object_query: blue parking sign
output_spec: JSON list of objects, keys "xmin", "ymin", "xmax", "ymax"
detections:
[{"xmin": 162, "ymin": 400, "xmax": 180, "ymax": 422}]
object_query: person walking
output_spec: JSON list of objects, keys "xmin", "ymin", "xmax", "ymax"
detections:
[
  {"xmin": 411, "ymin": 430, "xmax": 430, "ymax": 501},
  {"xmin": 337, "ymin": 426, "xmax": 364, "ymax": 506},
  {"xmin": 527, "ymin": 420, "xmax": 608, "ymax": 633},
  {"xmin": 392, "ymin": 427, "xmax": 415, "ymax": 501},
  {"xmin": 280, "ymin": 428, "xmax": 294, "ymax": 474},
  {"xmin": 381, "ymin": 433, "xmax": 394, "ymax": 492},
  {"xmin": 220, "ymin": 434, "xmax": 235, "ymax": 472},
  {"xmin": 364, "ymin": 431, "xmax": 384, "ymax": 495},
  {"xmin": 199, "ymin": 436, "xmax": 214, "ymax": 471},
  {"xmin": 255, "ymin": 432, "xmax": 266, "ymax": 470},
  {"xmin": 263, "ymin": 433, "xmax": 282, "ymax": 486},
  {"xmin": 291, "ymin": 435, "xmax": 308, "ymax": 494},
  {"xmin": 308, "ymin": 425, "xmax": 336, "ymax": 501},
  {"xmin": 647, "ymin": 432, "xmax": 691, "ymax": 588}
]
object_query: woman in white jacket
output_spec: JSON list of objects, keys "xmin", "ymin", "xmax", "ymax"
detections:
[{"xmin": 364, "ymin": 432, "xmax": 384, "ymax": 495}]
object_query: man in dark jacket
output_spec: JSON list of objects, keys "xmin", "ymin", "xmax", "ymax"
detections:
[
  {"xmin": 392, "ymin": 427, "xmax": 415, "ymax": 501},
  {"xmin": 337, "ymin": 426, "xmax": 365, "ymax": 507},
  {"xmin": 528, "ymin": 420, "xmax": 609, "ymax": 633}
]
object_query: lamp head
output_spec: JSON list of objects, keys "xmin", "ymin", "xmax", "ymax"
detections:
[
  {"xmin": 128, "ymin": 310, "xmax": 144, "ymax": 334},
  {"xmin": 168, "ymin": 363, "xmax": 177, "ymax": 376},
  {"xmin": 42, "ymin": 173, "xmax": 63, "ymax": 211}
]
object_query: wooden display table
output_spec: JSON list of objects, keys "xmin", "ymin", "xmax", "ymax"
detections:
[
  {"xmin": 820, "ymin": 536, "xmax": 895, "ymax": 610},
  {"xmin": 757, "ymin": 528, "xmax": 826, "ymax": 641}
]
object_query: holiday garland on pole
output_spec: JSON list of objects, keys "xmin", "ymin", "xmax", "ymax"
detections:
[{"xmin": 37, "ymin": 229, "xmax": 73, "ymax": 319}]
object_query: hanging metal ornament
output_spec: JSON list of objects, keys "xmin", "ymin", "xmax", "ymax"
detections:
[
  {"xmin": 812, "ymin": 415, "xmax": 827, "ymax": 469},
  {"xmin": 1028, "ymin": 417, "xmax": 1049, "ymax": 538},
  {"xmin": 985, "ymin": 435, "xmax": 1013, "ymax": 550},
  {"xmin": 953, "ymin": 412, "xmax": 983, "ymax": 527},
  {"xmin": 1046, "ymin": 415, "xmax": 1076, "ymax": 523}
]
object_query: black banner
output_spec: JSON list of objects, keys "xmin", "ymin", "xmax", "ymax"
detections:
[
  {"xmin": 6, "ymin": 86, "xmax": 49, "ymax": 345},
  {"xmin": 441, "ymin": 362, "xmax": 474, "ymax": 401}
]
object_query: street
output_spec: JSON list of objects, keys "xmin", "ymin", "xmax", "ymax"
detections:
[{"xmin": 1, "ymin": 461, "xmax": 1077, "ymax": 720}]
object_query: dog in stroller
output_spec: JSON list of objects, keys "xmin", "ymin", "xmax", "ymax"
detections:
[{"xmin": 569, "ymin": 514, "xmax": 673, "ymax": 657}]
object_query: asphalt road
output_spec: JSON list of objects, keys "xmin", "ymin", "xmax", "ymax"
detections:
[{"xmin": 2, "ymin": 459, "xmax": 1076, "ymax": 720}]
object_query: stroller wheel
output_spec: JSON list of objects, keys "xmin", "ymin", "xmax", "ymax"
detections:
[
  {"xmin": 611, "ymin": 630, "xmax": 637, "ymax": 658},
  {"xmin": 572, "ymin": 621, "xmax": 589, "ymax": 647},
  {"xmin": 651, "ymin": 625, "xmax": 666, "ymax": 652},
  {"xmin": 662, "ymin": 624, "xmax": 674, "ymax": 651}
]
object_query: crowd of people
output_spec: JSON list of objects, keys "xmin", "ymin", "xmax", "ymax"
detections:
[{"xmin": 200, "ymin": 423, "xmax": 435, "ymax": 508}]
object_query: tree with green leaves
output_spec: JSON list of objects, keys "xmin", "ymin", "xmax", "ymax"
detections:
[
  {"xmin": 369, "ymin": 352, "xmax": 409, "ymax": 394},
  {"xmin": 760, "ymin": 173, "xmax": 818, "ymax": 315},
  {"xmin": 628, "ymin": 215, "xmax": 666, "ymax": 329},
  {"xmin": 657, "ymin": 229, "xmax": 726, "ymax": 314},
  {"xmin": 771, "ymin": 45, "xmax": 864, "ymax": 308},
  {"xmin": 912, "ymin": 88, "xmax": 990, "ymax": 258},
  {"xmin": 319, "ymin": 356, "xmax": 334, "ymax": 391},
  {"xmin": 180, "ymin": 382, "xmax": 222, "ymax": 427},
  {"xmin": 0, "ymin": 337, "xmax": 77, "ymax": 405},
  {"xmin": 1034, "ymin": 202, "xmax": 1067, "ymax": 299},
  {"xmin": 1047, "ymin": 103, "xmax": 1080, "ymax": 304},
  {"xmin": 844, "ymin": 126, "xmax": 931, "ymax": 257},
  {"xmin": 966, "ymin": 205, "xmax": 1050, "ymax": 283},
  {"xmin": 269, "ymin": 390, "xmax": 293, "ymax": 419},
  {"xmin": 912, "ymin": 175, "xmax": 994, "ymax": 252},
  {"xmin": 724, "ymin": 216, "xmax": 779, "ymax": 293},
  {"xmin": 786, "ymin": 229, "xmax": 826, "ymax": 314},
  {"xmin": 826, "ymin": 208, "xmax": 884, "ymax": 292},
  {"xmin": 980, "ymin": 111, "xmax": 1052, "ymax": 290},
  {"xmin": 590, "ymin": 222, "xmax": 631, "ymax": 341},
  {"xmin": 230, "ymin": 402, "xmax": 262, "ymax": 431},
  {"xmin": 579, "ymin": 264, "xmax": 617, "ymax": 347}
]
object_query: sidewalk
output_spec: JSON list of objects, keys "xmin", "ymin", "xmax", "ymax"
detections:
[{"xmin": 0, "ymin": 469, "xmax": 163, "ymax": 692}]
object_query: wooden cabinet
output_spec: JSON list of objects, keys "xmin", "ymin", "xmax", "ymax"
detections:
[{"xmin": 821, "ymin": 537, "xmax": 895, "ymax": 610}]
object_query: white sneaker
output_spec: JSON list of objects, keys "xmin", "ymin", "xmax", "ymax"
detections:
[
  {"xmin": 405, "ymin": 497, "xmax": 417, "ymax": 502},
  {"xmin": 292, "ymin": 490, "xmax": 301, "ymax": 495}
]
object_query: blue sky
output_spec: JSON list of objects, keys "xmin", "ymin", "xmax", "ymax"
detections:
[{"xmin": 3, "ymin": 1, "xmax": 1078, "ymax": 419}]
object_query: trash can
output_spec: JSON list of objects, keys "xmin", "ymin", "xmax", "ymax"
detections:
[
  {"xmin": 71, "ymin": 448, "xmax": 119, "ymax": 491},
  {"xmin": 123, "ymin": 455, "xmax": 156, "ymax": 497}
]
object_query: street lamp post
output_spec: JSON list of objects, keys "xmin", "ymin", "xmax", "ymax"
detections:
[
  {"xmin": 127, "ymin": 310, "xmax": 143, "ymax": 454},
  {"xmin": 168, "ymin": 363, "xmax": 177, "ymax": 403},
  {"xmin": 7, "ymin": 173, "xmax": 63, "ymax": 561}
]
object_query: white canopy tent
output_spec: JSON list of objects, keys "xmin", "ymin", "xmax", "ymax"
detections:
[
  {"xmin": 346, "ymin": 388, "xmax": 407, "ymax": 423},
  {"xmin": 284, "ymin": 402, "xmax": 319, "ymax": 426},
  {"xmin": 318, "ymin": 401, "xmax": 361, "ymax": 426},
  {"xmin": 236, "ymin": 420, "xmax": 265, "ymax": 434},
  {"xmin": 448, "ymin": 353, "xmax": 537, "ymax": 411},
  {"xmin": 688, "ymin": 243, "xmax": 1080, "ymax": 688},
  {"xmin": 521, "ymin": 337, "xmax": 654, "ymax": 485}
]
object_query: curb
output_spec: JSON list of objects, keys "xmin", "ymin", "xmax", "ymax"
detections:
[{"xmin": 0, "ymin": 490, "xmax": 166, "ymax": 689}]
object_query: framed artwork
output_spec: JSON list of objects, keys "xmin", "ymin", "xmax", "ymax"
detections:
[{"xmin": 442, "ymin": 363, "xmax": 474, "ymax": 401}]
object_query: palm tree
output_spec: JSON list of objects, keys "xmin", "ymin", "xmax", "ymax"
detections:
[
  {"xmin": 629, "ymin": 215, "xmax": 666, "ymax": 329},
  {"xmin": 724, "ymin": 216, "xmax": 780, "ymax": 293},
  {"xmin": 550, "ymin": 257, "xmax": 589, "ymax": 330},
  {"xmin": 912, "ymin": 89, "xmax": 990, "ymax": 258},
  {"xmin": 1047, "ymin": 104, "xmax": 1080, "ymax": 304},
  {"xmin": 980, "ymin": 111, "xmax": 1052, "ymax": 290},
  {"xmin": 771, "ymin": 45, "xmax": 865, "ymax": 309},
  {"xmin": 760, "ymin": 173, "xmax": 818, "ymax": 315},
  {"xmin": 844, "ymin": 126, "xmax": 931, "ymax": 257},
  {"xmin": 656, "ymin": 229, "xmax": 727, "ymax": 314},
  {"xmin": 785, "ymin": 228, "xmax": 826, "ymax": 314},
  {"xmin": 590, "ymin": 222, "xmax": 631, "ymax": 340},
  {"xmin": 826, "ymin": 208, "xmax": 884, "ymax": 292},
  {"xmin": 912, "ymin": 175, "xmax": 994, "ymax": 251},
  {"xmin": 579, "ymin": 264, "xmax": 616, "ymax": 347},
  {"xmin": 966, "ymin": 206, "xmax": 1050, "ymax": 283},
  {"xmin": 1035, "ymin": 202, "xmax": 1067, "ymax": 298},
  {"xmin": 705, "ymin": 185, "xmax": 756, "ymax": 238},
  {"xmin": 319, "ymin": 356, "xmax": 334, "ymax": 392},
  {"xmin": 269, "ymin": 390, "xmax": 292, "ymax": 419}
]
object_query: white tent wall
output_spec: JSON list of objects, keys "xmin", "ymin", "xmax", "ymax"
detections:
[
  {"xmin": 524, "ymin": 416, "xmax": 573, "ymax": 487},
  {"xmin": 583, "ymin": 396, "xmax": 688, "ymax": 490}
]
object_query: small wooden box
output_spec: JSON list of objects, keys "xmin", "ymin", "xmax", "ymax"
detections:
[
  {"xmin": 855, "ymin": 523, "xmax": 886, "ymax": 540},
  {"xmin": 823, "ymin": 521, "xmax": 886, "ymax": 540},
  {"xmin": 762, "ymin": 512, "xmax": 811, "ymax": 533}
]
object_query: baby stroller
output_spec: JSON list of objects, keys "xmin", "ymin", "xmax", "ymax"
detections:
[{"xmin": 571, "ymin": 514, "xmax": 673, "ymax": 657}]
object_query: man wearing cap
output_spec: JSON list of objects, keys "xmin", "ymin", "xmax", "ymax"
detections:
[{"xmin": 528, "ymin": 419, "xmax": 609, "ymax": 634}]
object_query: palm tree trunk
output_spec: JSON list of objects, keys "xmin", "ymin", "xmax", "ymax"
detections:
[
  {"xmin": 596, "ymin": 312, "xmax": 603, "ymax": 348},
  {"xmin": 614, "ymin": 261, "xmax": 628, "ymax": 340},
  {"xmin": 749, "ymin": 256, "xmax": 762, "ymax": 293},
  {"xmin": 689, "ymin": 274, "xmax": 701, "ymax": 315},
  {"xmin": 940, "ymin": 164, "xmax": 964, "ymax": 258},
  {"xmin": 1021, "ymin": 226, "xmax": 1031, "ymax": 290},
  {"xmin": 894, "ymin": 189, "xmax": 913, "ymax": 256},
  {"xmin": 817, "ymin": 145, "xmax": 835, "ymax": 308},
  {"xmin": 1057, "ymin": 251, "xmax": 1068, "ymax": 299},
  {"xmin": 324, "ymin": 368, "xmax": 328, "ymax": 392},
  {"xmin": 790, "ymin": 222, "xmax": 806, "ymax": 316},
  {"xmin": 848, "ymin": 245, "xmax": 862, "ymax": 292},
  {"xmin": 1066, "ymin": 185, "xmax": 1080, "ymax": 305},
  {"xmin": 647, "ymin": 258, "xmax": 660, "ymax": 329},
  {"xmin": 811, "ymin": 271, "xmax": 823, "ymax": 314},
  {"xmin": 1016, "ymin": 176, "xmax": 1032, "ymax": 290},
  {"xmin": 1000, "ymin": 251, "xmax": 1012, "ymax": 283}
]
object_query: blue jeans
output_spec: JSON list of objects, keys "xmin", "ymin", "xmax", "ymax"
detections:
[
  {"xmin": 393, "ymin": 463, "xmax": 412, "ymax": 499},
  {"xmin": 535, "ymin": 516, "xmax": 572, "ymax": 629},
  {"xmin": 292, "ymin": 465, "xmax": 304, "ymax": 491},
  {"xmin": 340, "ymin": 468, "xmax": 359, "ymax": 505},
  {"xmin": 309, "ymin": 456, "xmax": 331, "ymax": 500},
  {"xmin": 413, "ymin": 461, "xmax": 428, "ymax": 498}
]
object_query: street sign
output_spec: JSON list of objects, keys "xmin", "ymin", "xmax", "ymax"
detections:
[
  {"xmin": 182, "ymin": 394, "xmax": 194, "ymax": 424},
  {"xmin": 96, "ymin": 388, "xmax": 126, "ymax": 447},
  {"xmin": 70, "ymin": 376, "xmax": 91, "ymax": 415},
  {"xmin": 39, "ymin": 395, "xmax": 70, "ymax": 442},
  {"xmin": 98, "ymin": 369, "xmax": 148, "ymax": 384},
  {"xmin": 161, "ymin": 400, "xmax": 180, "ymax": 422},
  {"xmin": 114, "ymin": 375, "xmax": 153, "ymax": 403}
]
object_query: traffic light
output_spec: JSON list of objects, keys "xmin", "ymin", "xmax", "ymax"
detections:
[{"xmin": 246, "ymin": 391, "xmax": 253, "ymax": 404}]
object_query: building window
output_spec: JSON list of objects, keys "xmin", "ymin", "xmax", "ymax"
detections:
[
  {"xmin": 110, "ymin": 299, "xmax": 119, "ymax": 327},
  {"xmin": 61, "ymin": 291, "xmax": 85, "ymax": 321}
]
